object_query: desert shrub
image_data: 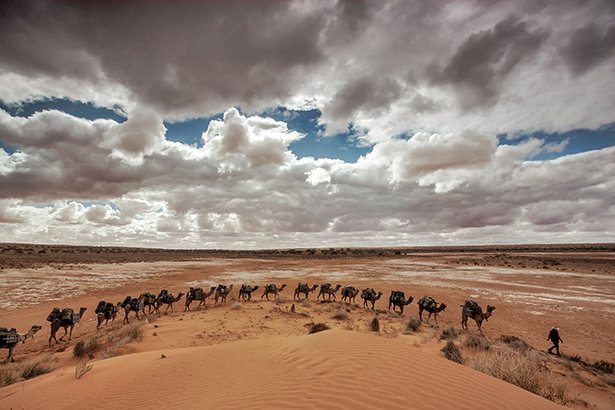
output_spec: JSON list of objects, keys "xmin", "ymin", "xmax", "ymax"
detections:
[
  {"xmin": 0, "ymin": 354, "xmax": 55, "ymax": 387},
  {"xmin": 75, "ymin": 362, "xmax": 93, "ymax": 379},
  {"xmin": 471, "ymin": 347, "xmax": 568, "ymax": 404},
  {"xmin": 406, "ymin": 318, "xmax": 421, "ymax": 333},
  {"xmin": 440, "ymin": 327, "xmax": 458, "ymax": 340},
  {"xmin": 308, "ymin": 323, "xmax": 330, "ymax": 334},
  {"xmin": 101, "ymin": 322, "xmax": 145, "ymax": 358},
  {"xmin": 463, "ymin": 333, "xmax": 490, "ymax": 351},
  {"xmin": 73, "ymin": 336, "xmax": 102, "ymax": 358},
  {"xmin": 441, "ymin": 341, "xmax": 464, "ymax": 364},
  {"xmin": 370, "ymin": 318, "xmax": 380, "ymax": 332},
  {"xmin": 332, "ymin": 310, "xmax": 349, "ymax": 321},
  {"xmin": 499, "ymin": 335, "xmax": 530, "ymax": 351},
  {"xmin": 593, "ymin": 360, "xmax": 614, "ymax": 374}
]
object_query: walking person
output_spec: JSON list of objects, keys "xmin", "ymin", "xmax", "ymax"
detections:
[{"xmin": 547, "ymin": 326, "xmax": 563, "ymax": 355}]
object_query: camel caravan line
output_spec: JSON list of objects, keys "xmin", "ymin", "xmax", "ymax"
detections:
[{"xmin": 1, "ymin": 281, "xmax": 496, "ymax": 362}]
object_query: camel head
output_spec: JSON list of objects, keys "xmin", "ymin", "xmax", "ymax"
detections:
[
  {"xmin": 251, "ymin": 285, "xmax": 259, "ymax": 292},
  {"xmin": 334, "ymin": 284, "xmax": 341, "ymax": 292},
  {"xmin": 375, "ymin": 291, "xmax": 383, "ymax": 300},
  {"xmin": 438, "ymin": 303, "xmax": 447, "ymax": 312},
  {"xmin": 405, "ymin": 296, "xmax": 414, "ymax": 305},
  {"xmin": 279, "ymin": 284, "xmax": 287, "ymax": 291},
  {"xmin": 24, "ymin": 325, "xmax": 43, "ymax": 342},
  {"xmin": 310, "ymin": 284, "xmax": 318, "ymax": 291},
  {"xmin": 176, "ymin": 292, "xmax": 185, "ymax": 300},
  {"xmin": 79, "ymin": 307, "xmax": 87, "ymax": 316}
]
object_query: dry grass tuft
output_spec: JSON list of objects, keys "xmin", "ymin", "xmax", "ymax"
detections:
[
  {"xmin": 440, "ymin": 326, "xmax": 458, "ymax": 340},
  {"xmin": 463, "ymin": 332, "xmax": 491, "ymax": 351},
  {"xmin": 471, "ymin": 345, "xmax": 568, "ymax": 404},
  {"xmin": 441, "ymin": 340, "xmax": 464, "ymax": 364},
  {"xmin": 0, "ymin": 354, "xmax": 55, "ymax": 387},
  {"xmin": 406, "ymin": 318, "xmax": 421, "ymax": 333},
  {"xmin": 229, "ymin": 303, "xmax": 242, "ymax": 311},
  {"xmin": 101, "ymin": 321, "xmax": 145, "ymax": 358},
  {"xmin": 73, "ymin": 336, "xmax": 102, "ymax": 358},
  {"xmin": 332, "ymin": 310, "xmax": 349, "ymax": 321},
  {"xmin": 308, "ymin": 323, "xmax": 330, "ymax": 334},
  {"xmin": 499, "ymin": 334, "xmax": 531, "ymax": 351},
  {"xmin": 75, "ymin": 362, "xmax": 93, "ymax": 379}
]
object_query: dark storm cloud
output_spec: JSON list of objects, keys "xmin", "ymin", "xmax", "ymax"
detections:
[
  {"xmin": 559, "ymin": 23, "xmax": 615, "ymax": 75},
  {"xmin": 430, "ymin": 15, "xmax": 550, "ymax": 110},
  {"xmin": 0, "ymin": 0, "xmax": 328, "ymax": 116},
  {"xmin": 323, "ymin": 76, "xmax": 403, "ymax": 130}
]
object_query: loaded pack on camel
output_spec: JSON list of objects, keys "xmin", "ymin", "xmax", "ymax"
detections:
[
  {"xmin": 390, "ymin": 291, "xmax": 404, "ymax": 302},
  {"xmin": 418, "ymin": 296, "xmax": 436, "ymax": 309},
  {"xmin": 462, "ymin": 300, "xmax": 482, "ymax": 317},
  {"xmin": 158, "ymin": 289, "xmax": 173, "ymax": 304},
  {"xmin": 95, "ymin": 301, "xmax": 107, "ymax": 314},
  {"xmin": 0, "ymin": 328, "xmax": 20, "ymax": 345},
  {"xmin": 96, "ymin": 300, "xmax": 117, "ymax": 319},
  {"xmin": 47, "ymin": 307, "xmax": 81, "ymax": 324},
  {"xmin": 121, "ymin": 296, "xmax": 132, "ymax": 308},
  {"xmin": 189, "ymin": 287, "xmax": 204, "ymax": 300},
  {"xmin": 130, "ymin": 298, "xmax": 142, "ymax": 312}
]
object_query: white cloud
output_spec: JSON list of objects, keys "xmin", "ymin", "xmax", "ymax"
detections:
[{"xmin": 1, "ymin": 1, "xmax": 614, "ymax": 247}]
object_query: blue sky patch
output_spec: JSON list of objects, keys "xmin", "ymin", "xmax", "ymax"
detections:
[
  {"xmin": 501, "ymin": 124, "xmax": 615, "ymax": 161},
  {"xmin": 0, "ymin": 97, "xmax": 126, "ymax": 122}
]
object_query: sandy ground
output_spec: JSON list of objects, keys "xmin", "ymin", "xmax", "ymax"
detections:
[{"xmin": 0, "ymin": 248, "xmax": 614, "ymax": 409}]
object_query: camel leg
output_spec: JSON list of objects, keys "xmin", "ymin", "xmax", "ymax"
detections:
[
  {"xmin": 68, "ymin": 324, "xmax": 74, "ymax": 340},
  {"xmin": 8, "ymin": 347, "xmax": 14, "ymax": 362}
]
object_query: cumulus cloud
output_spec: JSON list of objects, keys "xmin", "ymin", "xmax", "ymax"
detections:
[{"xmin": 1, "ymin": 1, "xmax": 614, "ymax": 247}]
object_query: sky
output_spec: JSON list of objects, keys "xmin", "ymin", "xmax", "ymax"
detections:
[{"xmin": 1, "ymin": 0, "xmax": 614, "ymax": 249}]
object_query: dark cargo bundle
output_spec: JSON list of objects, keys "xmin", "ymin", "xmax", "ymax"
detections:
[
  {"xmin": 95, "ymin": 300, "xmax": 107, "ymax": 314},
  {"xmin": 0, "ymin": 328, "xmax": 20, "ymax": 344}
]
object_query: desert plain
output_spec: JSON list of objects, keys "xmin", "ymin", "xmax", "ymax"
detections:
[{"xmin": 0, "ymin": 243, "xmax": 613, "ymax": 409}]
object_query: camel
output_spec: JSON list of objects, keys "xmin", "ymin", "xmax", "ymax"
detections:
[
  {"xmin": 121, "ymin": 295, "xmax": 146, "ymax": 324},
  {"xmin": 95, "ymin": 301, "xmax": 120, "ymax": 330},
  {"xmin": 140, "ymin": 292, "xmax": 158, "ymax": 314},
  {"xmin": 388, "ymin": 290, "xmax": 414, "ymax": 314},
  {"xmin": 294, "ymin": 282, "xmax": 318, "ymax": 300},
  {"xmin": 185, "ymin": 286, "xmax": 216, "ymax": 311},
  {"xmin": 317, "ymin": 283, "xmax": 342, "ymax": 301},
  {"xmin": 214, "ymin": 284, "xmax": 234, "ymax": 306},
  {"xmin": 361, "ymin": 288, "xmax": 383, "ymax": 310},
  {"xmin": 238, "ymin": 284, "xmax": 259, "ymax": 302},
  {"xmin": 461, "ymin": 300, "xmax": 496, "ymax": 335},
  {"xmin": 0, "ymin": 325, "xmax": 42, "ymax": 362},
  {"xmin": 417, "ymin": 296, "xmax": 447, "ymax": 324},
  {"xmin": 48, "ymin": 307, "xmax": 87, "ymax": 346},
  {"xmin": 155, "ymin": 291, "xmax": 184, "ymax": 313},
  {"xmin": 261, "ymin": 283, "xmax": 287, "ymax": 300},
  {"xmin": 340, "ymin": 286, "xmax": 360, "ymax": 304}
]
